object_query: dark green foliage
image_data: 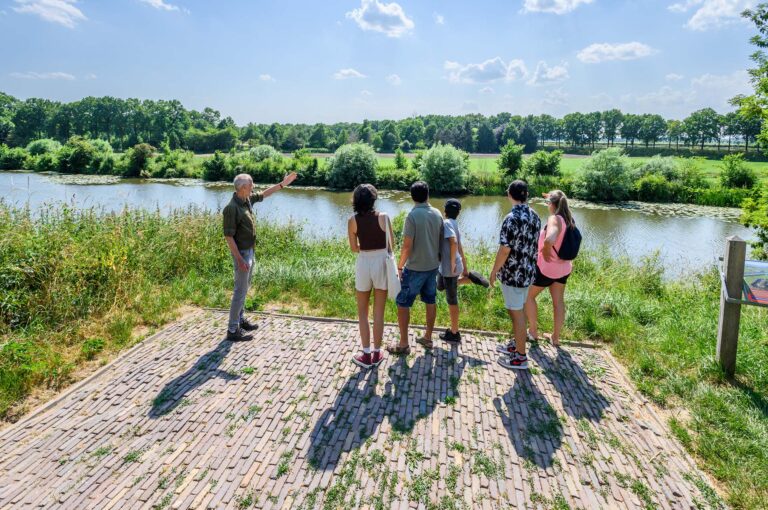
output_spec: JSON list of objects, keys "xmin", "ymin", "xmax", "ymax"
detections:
[
  {"xmin": 418, "ymin": 143, "xmax": 468, "ymax": 194},
  {"xmin": 26, "ymin": 138, "xmax": 61, "ymax": 156},
  {"xmin": 327, "ymin": 143, "xmax": 378, "ymax": 190},
  {"xmin": 634, "ymin": 174, "xmax": 677, "ymax": 202},
  {"xmin": 377, "ymin": 164, "xmax": 419, "ymax": 191},
  {"xmin": 81, "ymin": 338, "xmax": 105, "ymax": 360},
  {"xmin": 741, "ymin": 184, "xmax": 768, "ymax": 259},
  {"xmin": 394, "ymin": 148, "xmax": 408, "ymax": 170},
  {"xmin": 202, "ymin": 151, "xmax": 228, "ymax": 182},
  {"xmin": 576, "ymin": 148, "xmax": 633, "ymax": 202},
  {"xmin": 524, "ymin": 150, "xmax": 561, "ymax": 176},
  {"xmin": 518, "ymin": 123, "xmax": 538, "ymax": 153},
  {"xmin": 123, "ymin": 143, "xmax": 155, "ymax": 178},
  {"xmin": 497, "ymin": 141, "xmax": 524, "ymax": 177},
  {"xmin": 0, "ymin": 145, "xmax": 29, "ymax": 169},
  {"xmin": 720, "ymin": 153, "xmax": 757, "ymax": 189}
]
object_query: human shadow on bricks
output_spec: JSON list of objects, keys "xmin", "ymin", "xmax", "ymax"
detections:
[
  {"xmin": 308, "ymin": 345, "xmax": 487, "ymax": 470},
  {"xmin": 148, "ymin": 340, "xmax": 240, "ymax": 418},
  {"xmin": 494, "ymin": 369, "xmax": 564, "ymax": 469}
]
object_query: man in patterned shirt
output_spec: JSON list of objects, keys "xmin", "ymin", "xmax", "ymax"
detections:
[{"xmin": 489, "ymin": 180, "xmax": 541, "ymax": 370}]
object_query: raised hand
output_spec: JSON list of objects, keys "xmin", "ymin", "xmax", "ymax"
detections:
[{"xmin": 282, "ymin": 172, "xmax": 298, "ymax": 187}]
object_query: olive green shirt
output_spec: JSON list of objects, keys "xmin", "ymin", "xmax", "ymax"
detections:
[{"xmin": 222, "ymin": 192, "xmax": 264, "ymax": 250}]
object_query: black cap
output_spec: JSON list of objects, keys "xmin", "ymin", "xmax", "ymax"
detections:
[{"xmin": 444, "ymin": 198, "xmax": 462, "ymax": 218}]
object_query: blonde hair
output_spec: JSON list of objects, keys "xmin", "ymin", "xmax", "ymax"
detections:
[{"xmin": 548, "ymin": 190, "xmax": 575, "ymax": 229}]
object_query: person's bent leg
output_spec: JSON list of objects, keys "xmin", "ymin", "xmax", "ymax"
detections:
[
  {"xmin": 524, "ymin": 285, "xmax": 545, "ymax": 339},
  {"xmin": 549, "ymin": 283, "xmax": 566, "ymax": 346},
  {"xmin": 356, "ymin": 290, "xmax": 372, "ymax": 349}
]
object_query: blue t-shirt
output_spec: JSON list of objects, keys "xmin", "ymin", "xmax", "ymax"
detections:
[{"xmin": 439, "ymin": 218, "xmax": 463, "ymax": 277}]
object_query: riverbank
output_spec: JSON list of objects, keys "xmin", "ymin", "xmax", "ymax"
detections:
[{"xmin": 0, "ymin": 205, "xmax": 765, "ymax": 507}]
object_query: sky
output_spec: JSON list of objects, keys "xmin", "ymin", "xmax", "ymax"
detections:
[{"xmin": 0, "ymin": 0, "xmax": 761, "ymax": 124}]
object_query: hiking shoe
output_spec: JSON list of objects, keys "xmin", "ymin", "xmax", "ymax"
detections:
[
  {"xmin": 439, "ymin": 329, "xmax": 462, "ymax": 343},
  {"xmin": 498, "ymin": 353, "xmax": 529, "ymax": 370},
  {"xmin": 495, "ymin": 341, "xmax": 516, "ymax": 354},
  {"xmin": 416, "ymin": 337, "xmax": 433, "ymax": 349},
  {"xmin": 371, "ymin": 350, "xmax": 385, "ymax": 366},
  {"xmin": 226, "ymin": 328, "xmax": 253, "ymax": 342},
  {"xmin": 352, "ymin": 352, "xmax": 373, "ymax": 369},
  {"xmin": 468, "ymin": 270, "xmax": 490, "ymax": 288},
  {"xmin": 240, "ymin": 317, "xmax": 259, "ymax": 332}
]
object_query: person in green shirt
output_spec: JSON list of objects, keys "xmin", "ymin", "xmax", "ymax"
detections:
[{"xmin": 223, "ymin": 171, "xmax": 297, "ymax": 341}]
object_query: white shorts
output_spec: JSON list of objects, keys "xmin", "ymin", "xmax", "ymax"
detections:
[
  {"xmin": 355, "ymin": 249, "xmax": 389, "ymax": 292},
  {"xmin": 500, "ymin": 284, "xmax": 530, "ymax": 311}
]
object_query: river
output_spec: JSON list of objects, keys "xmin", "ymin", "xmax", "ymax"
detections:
[{"xmin": 0, "ymin": 171, "xmax": 753, "ymax": 278}]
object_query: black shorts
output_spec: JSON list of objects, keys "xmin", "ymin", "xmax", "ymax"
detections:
[
  {"xmin": 533, "ymin": 266, "xmax": 570, "ymax": 287},
  {"xmin": 437, "ymin": 275, "xmax": 459, "ymax": 305}
]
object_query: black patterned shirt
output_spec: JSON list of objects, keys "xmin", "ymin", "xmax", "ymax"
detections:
[{"xmin": 497, "ymin": 204, "xmax": 541, "ymax": 287}]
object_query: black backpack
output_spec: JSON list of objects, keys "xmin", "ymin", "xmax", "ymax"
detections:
[{"xmin": 554, "ymin": 220, "xmax": 582, "ymax": 261}]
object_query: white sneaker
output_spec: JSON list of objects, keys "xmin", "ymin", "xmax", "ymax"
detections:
[{"xmin": 498, "ymin": 353, "xmax": 529, "ymax": 370}]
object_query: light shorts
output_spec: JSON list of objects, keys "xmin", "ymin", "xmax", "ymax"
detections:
[
  {"xmin": 355, "ymin": 249, "xmax": 389, "ymax": 292},
  {"xmin": 500, "ymin": 284, "xmax": 530, "ymax": 311}
]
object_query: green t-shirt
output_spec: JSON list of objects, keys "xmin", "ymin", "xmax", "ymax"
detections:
[
  {"xmin": 402, "ymin": 203, "xmax": 443, "ymax": 272},
  {"xmin": 222, "ymin": 192, "xmax": 264, "ymax": 250}
]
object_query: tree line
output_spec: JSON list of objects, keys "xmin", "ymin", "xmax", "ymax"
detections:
[{"xmin": 0, "ymin": 91, "xmax": 761, "ymax": 155}]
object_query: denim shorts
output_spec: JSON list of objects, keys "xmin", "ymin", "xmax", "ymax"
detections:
[{"xmin": 396, "ymin": 267, "xmax": 438, "ymax": 308}]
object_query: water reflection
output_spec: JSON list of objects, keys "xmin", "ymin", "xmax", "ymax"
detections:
[{"xmin": 0, "ymin": 171, "xmax": 753, "ymax": 277}]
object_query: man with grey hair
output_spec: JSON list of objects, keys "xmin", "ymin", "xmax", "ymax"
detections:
[{"xmin": 223, "ymin": 170, "xmax": 297, "ymax": 341}]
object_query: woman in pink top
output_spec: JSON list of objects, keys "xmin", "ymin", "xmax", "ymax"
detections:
[{"xmin": 524, "ymin": 190, "xmax": 575, "ymax": 347}]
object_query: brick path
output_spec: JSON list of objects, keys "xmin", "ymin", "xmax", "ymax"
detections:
[{"xmin": 0, "ymin": 310, "xmax": 716, "ymax": 509}]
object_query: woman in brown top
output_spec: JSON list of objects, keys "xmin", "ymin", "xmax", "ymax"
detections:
[{"xmin": 347, "ymin": 184, "xmax": 395, "ymax": 369}]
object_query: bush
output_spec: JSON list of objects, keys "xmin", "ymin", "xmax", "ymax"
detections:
[
  {"xmin": 720, "ymin": 153, "xmax": 757, "ymax": 189},
  {"xmin": 394, "ymin": 148, "xmax": 408, "ymax": 170},
  {"xmin": 418, "ymin": 143, "xmax": 469, "ymax": 194},
  {"xmin": 497, "ymin": 141, "xmax": 524, "ymax": 177},
  {"xmin": 741, "ymin": 185, "xmax": 768, "ymax": 259},
  {"xmin": 81, "ymin": 338, "xmax": 105, "ymax": 361},
  {"xmin": 57, "ymin": 137, "xmax": 98, "ymax": 174},
  {"xmin": 678, "ymin": 158, "xmax": 709, "ymax": 189},
  {"xmin": 0, "ymin": 146, "xmax": 30, "ymax": 170},
  {"xmin": 250, "ymin": 144, "xmax": 282, "ymax": 162},
  {"xmin": 634, "ymin": 173, "xmax": 677, "ymax": 202},
  {"xmin": 90, "ymin": 139, "xmax": 113, "ymax": 154},
  {"xmin": 32, "ymin": 152, "xmax": 59, "ymax": 173},
  {"xmin": 293, "ymin": 157, "xmax": 328, "ymax": 186},
  {"xmin": 26, "ymin": 139, "xmax": 61, "ymax": 156},
  {"xmin": 123, "ymin": 143, "xmax": 155, "ymax": 178},
  {"xmin": 634, "ymin": 155, "xmax": 680, "ymax": 181},
  {"xmin": 376, "ymin": 164, "xmax": 420, "ymax": 191},
  {"xmin": 327, "ymin": 143, "xmax": 378, "ymax": 190},
  {"xmin": 202, "ymin": 151, "xmax": 230, "ymax": 182},
  {"xmin": 576, "ymin": 148, "xmax": 633, "ymax": 202},
  {"xmin": 152, "ymin": 148, "xmax": 196, "ymax": 178},
  {"xmin": 524, "ymin": 150, "xmax": 561, "ymax": 177}
]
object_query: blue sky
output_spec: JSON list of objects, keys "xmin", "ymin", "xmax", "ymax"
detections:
[{"xmin": 0, "ymin": 0, "xmax": 759, "ymax": 123}]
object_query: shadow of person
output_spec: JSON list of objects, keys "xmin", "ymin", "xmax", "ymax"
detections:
[
  {"xmin": 533, "ymin": 345, "xmax": 611, "ymax": 423},
  {"xmin": 308, "ymin": 345, "xmax": 487, "ymax": 470},
  {"xmin": 148, "ymin": 339, "xmax": 240, "ymax": 418},
  {"xmin": 493, "ymin": 367, "xmax": 564, "ymax": 469}
]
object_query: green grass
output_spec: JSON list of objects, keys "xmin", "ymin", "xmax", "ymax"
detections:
[{"xmin": 0, "ymin": 205, "xmax": 766, "ymax": 507}]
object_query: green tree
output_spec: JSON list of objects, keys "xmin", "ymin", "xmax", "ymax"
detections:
[
  {"xmin": 720, "ymin": 153, "xmax": 757, "ymax": 188},
  {"xmin": 602, "ymin": 109, "xmax": 623, "ymax": 146},
  {"xmin": 524, "ymin": 150, "xmax": 562, "ymax": 176},
  {"xmin": 394, "ymin": 148, "xmax": 408, "ymax": 170},
  {"xmin": 683, "ymin": 108, "xmax": 721, "ymax": 149},
  {"xmin": 518, "ymin": 123, "xmax": 538, "ymax": 153},
  {"xmin": 639, "ymin": 114, "xmax": 667, "ymax": 148},
  {"xmin": 308, "ymin": 124, "xmax": 329, "ymax": 149},
  {"xmin": 666, "ymin": 120, "xmax": 683, "ymax": 149},
  {"xmin": 327, "ymin": 143, "xmax": 378, "ymax": 189},
  {"xmin": 584, "ymin": 112, "xmax": 602, "ymax": 148},
  {"xmin": 123, "ymin": 143, "xmax": 155, "ymax": 178},
  {"xmin": 380, "ymin": 122, "xmax": 400, "ymax": 152},
  {"xmin": 620, "ymin": 114, "xmax": 642, "ymax": 147},
  {"xmin": 563, "ymin": 113, "xmax": 587, "ymax": 146},
  {"xmin": 497, "ymin": 141, "xmax": 524, "ymax": 177},
  {"xmin": 418, "ymin": 143, "xmax": 469, "ymax": 193},
  {"xmin": 476, "ymin": 123, "xmax": 497, "ymax": 153},
  {"xmin": 576, "ymin": 148, "xmax": 633, "ymax": 201}
]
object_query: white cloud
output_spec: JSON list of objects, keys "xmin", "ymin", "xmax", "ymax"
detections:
[
  {"xmin": 527, "ymin": 61, "xmax": 569, "ymax": 85},
  {"xmin": 479, "ymin": 86, "xmax": 495, "ymax": 95},
  {"xmin": 577, "ymin": 42, "xmax": 656, "ymax": 63},
  {"xmin": 259, "ymin": 74, "xmax": 275, "ymax": 82},
  {"xmin": 333, "ymin": 68, "xmax": 367, "ymax": 80},
  {"xmin": 665, "ymin": 73, "xmax": 685, "ymax": 81},
  {"xmin": 668, "ymin": 0, "xmax": 755, "ymax": 31},
  {"xmin": 386, "ymin": 73, "xmax": 402, "ymax": 85},
  {"xmin": 444, "ymin": 57, "xmax": 528, "ymax": 84},
  {"xmin": 10, "ymin": 71, "xmax": 76, "ymax": 80},
  {"xmin": 522, "ymin": 0, "xmax": 594, "ymax": 14},
  {"xmin": 346, "ymin": 0, "xmax": 414, "ymax": 38},
  {"xmin": 13, "ymin": 0, "xmax": 86, "ymax": 28},
  {"xmin": 542, "ymin": 88, "xmax": 569, "ymax": 107},
  {"xmin": 434, "ymin": 12, "xmax": 444, "ymax": 24},
  {"xmin": 461, "ymin": 101, "xmax": 479, "ymax": 111}
]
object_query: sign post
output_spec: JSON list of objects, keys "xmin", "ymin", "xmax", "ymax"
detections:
[{"xmin": 716, "ymin": 236, "xmax": 747, "ymax": 378}]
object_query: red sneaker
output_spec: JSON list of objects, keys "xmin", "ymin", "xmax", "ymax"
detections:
[
  {"xmin": 371, "ymin": 351, "xmax": 385, "ymax": 366},
  {"xmin": 352, "ymin": 352, "xmax": 373, "ymax": 369}
]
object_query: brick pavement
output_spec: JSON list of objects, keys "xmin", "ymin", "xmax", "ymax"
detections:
[{"xmin": 0, "ymin": 310, "xmax": 717, "ymax": 509}]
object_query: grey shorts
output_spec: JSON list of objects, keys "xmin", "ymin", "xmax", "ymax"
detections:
[
  {"xmin": 500, "ymin": 284, "xmax": 529, "ymax": 311},
  {"xmin": 437, "ymin": 275, "xmax": 459, "ymax": 306}
]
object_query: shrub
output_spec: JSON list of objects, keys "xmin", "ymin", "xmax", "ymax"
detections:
[
  {"xmin": 678, "ymin": 158, "xmax": 709, "ymax": 189},
  {"xmin": 394, "ymin": 148, "xmax": 408, "ymax": 170},
  {"xmin": 57, "ymin": 137, "xmax": 98, "ymax": 174},
  {"xmin": 0, "ymin": 146, "xmax": 30, "ymax": 170},
  {"xmin": 634, "ymin": 173, "xmax": 677, "ymax": 202},
  {"xmin": 497, "ymin": 141, "xmax": 524, "ymax": 177},
  {"xmin": 418, "ymin": 143, "xmax": 469, "ymax": 194},
  {"xmin": 327, "ymin": 143, "xmax": 378, "ymax": 190},
  {"xmin": 33, "ymin": 152, "xmax": 59, "ymax": 173},
  {"xmin": 152, "ymin": 148, "xmax": 196, "ymax": 178},
  {"xmin": 26, "ymin": 139, "xmax": 61, "ymax": 156},
  {"xmin": 293, "ymin": 157, "xmax": 328, "ymax": 186},
  {"xmin": 376, "ymin": 164, "xmax": 420, "ymax": 191},
  {"xmin": 524, "ymin": 150, "xmax": 561, "ymax": 177},
  {"xmin": 741, "ymin": 185, "xmax": 768, "ymax": 259},
  {"xmin": 81, "ymin": 338, "xmax": 105, "ymax": 360},
  {"xmin": 123, "ymin": 143, "xmax": 155, "ymax": 178},
  {"xmin": 576, "ymin": 148, "xmax": 633, "ymax": 202},
  {"xmin": 720, "ymin": 153, "xmax": 757, "ymax": 189},
  {"xmin": 202, "ymin": 151, "xmax": 230, "ymax": 182},
  {"xmin": 90, "ymin": 139, "xmax": 113, "ymax": 154},
  {"xmin": 250, "ymin": 144, "xmax": 282, "ymax": 162},
  {"xmin": 634, "ymin": 155, "xmax": 680, "ymax": 181}
]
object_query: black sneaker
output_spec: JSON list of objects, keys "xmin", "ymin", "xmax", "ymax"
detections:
[
  {"xmin": 439, "ymin": 329, "xmax": 462, "ymax": 343},
  {"xmin": 240, "ymin": 317, "xmax": 259, "ymax": 332},
  {"xmin": 468, "ymin": 270, "xmax": 490, "ymax": 288},
  {"xmin": 226, "ymin": 328, "xmax": 253, "ymax": 342}
]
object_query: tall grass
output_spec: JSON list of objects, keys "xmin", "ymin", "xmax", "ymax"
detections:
[{"xmin": 0, "ymin": 204, "xmax": 766, "ymax": 507}]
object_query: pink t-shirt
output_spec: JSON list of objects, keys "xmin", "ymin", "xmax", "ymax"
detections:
[{"xmin": 537, "ymin": 215, "xmax": 573, "ymax": 279}]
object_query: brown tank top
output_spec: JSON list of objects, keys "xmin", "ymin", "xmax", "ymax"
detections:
[{"xmin": 355, "ymin": 212, "xmax": 387, "ymax": 250}]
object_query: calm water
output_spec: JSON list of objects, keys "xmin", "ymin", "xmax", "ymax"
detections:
[{"xmin": 1, "ymin": 171, "xmax": 754, "ymax": 277}]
